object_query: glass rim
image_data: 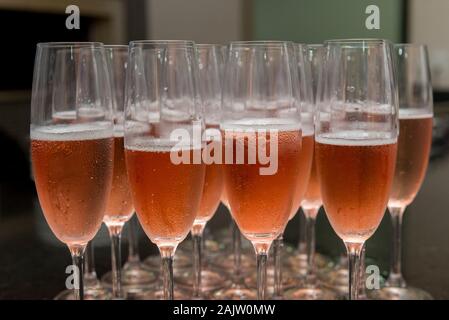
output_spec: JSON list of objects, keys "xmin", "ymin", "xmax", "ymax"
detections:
[
  {"xmin": 294, "ymin": 43, "xmax": 309, "ymax": 54},
  {"xmin": 196, "ymin": 43, "xmax": 224, "ymax": 50},
  {"xmin": 307, "ymin": 43, "xmax": 324, "ymax": 48},
  {"xmin": 37, "ymin": 42, "xmax": 104, "ymax": 48},
  {"xmin": 129, "ymin": 40, "xmax": 196, "ymax": 48},
  {"xmin": 230, "ymin": 40, "xmax": 294, "ymax": 47},
  {"xmin": 394, "ymin": 43, "xmax": 427, "ymax": 49},
  {"xmin": 229, "ymin": 41, "xmax": 295, "ymax": 52},
  {"xmin": 324, "ymin": 38, "xmax": 391, "ymax": 46},
  {"xmin": 104, "ymin": 44, "xmax": 129, "ymax": 49}
]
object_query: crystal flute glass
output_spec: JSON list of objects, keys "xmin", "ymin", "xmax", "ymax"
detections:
[
  {"xmin": 211, "ymin": 42, "xmax": 255, "ymax": 287},
  {"xmin": 221, "ymin": 41, "xmax": 302, "ymax": 300},
  {"xmin": 212, "ymin": 44, "xmax": 256, "ymax": 300},
  {"xmin": 124, "ymin": 40, "xmax": 205, "ymax": 300},
  {"xmin": 315, "ymin": 39, "xmax": 399, "ymax": 300},
  {"xmin": 285, "ymin": 44, "xmax": 338, "ymax": 300},
  {"xmin": 369, "ymin": 44, "xmax": 433, "ymax": 300},
  {"xmin": 31, "ymin": 42, "xmax": 114, "ymax": 300},
  {"xmin": 171, "ymin": 44, "xmax": 227, "ymax": 298},
  {"xmin": 194, "ymin": 44, "xmax": 227, "ymax": 298},
  {"xmin": 271, "ymin": 43, "xmax": 314, "ymax": 299},
  {"xmin": 101, "ymin": 45, "xmax": 136, "ymax": 299}
]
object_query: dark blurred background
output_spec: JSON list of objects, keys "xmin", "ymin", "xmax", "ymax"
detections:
[{"xmin": 2, "ymin": 0, "xmax": 449, "ymax": 299}]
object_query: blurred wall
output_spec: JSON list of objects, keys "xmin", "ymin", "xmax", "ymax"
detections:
[
  {"xmin": 409, "ymin": 0, "xmax": 449, "ymax": 91},
  {"xmin": 146, "ymin": 0, "xmax": 244, "ymax": 43},
  {"xmin": 252, "ymin": 0, "xmax": 404, "ymax": 43}
]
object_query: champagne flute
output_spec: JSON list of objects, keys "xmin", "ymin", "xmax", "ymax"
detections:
[
  {"xmin": 243, "ymin": 44, "xmax": 317, "ymax": 297},
  {"xmin": 285, "ymin": 44, "xmax": 338, "ymax": 300},
  {"xmin": 287, "ymin": 44, "xmax": 334, "ymax": 278},
  {"xmin": 315, "ymin": 39, "xmax": 398, "ymax": 300},
  {"xmin": 99, "ymin": 45, "xmax": 135, "ymax": 299},
  {"xmin": 124, "ymin": 40, "xmax": 205, "ymax": 300},
  {"xmin": 212, "ymin": 46, "xmax": 257, "ymax": 297},
  {"xmin": 210, "ymin": 44, "xmax": 255, "ymax": 292},
  {"xmin": 100, "ymin": 45, "xmax": 158, "ymax": 298},
  {"xmin": 270, "ymin": 43, "xmax": 315, "ymax": 299},
  {"xmin": 369, "ymin": 44, "xmax": 433, "ymax": 300},
  {"xmin": 241, "ymin": 43, "xmax": 313, "ymax": 298},
  {"xmin": 31, "ymin": 42, "xmax": 114, "ymax": 300},
  {"xmin": 175, "ymin": 44, "xmax": 228, "ymax": 298},
  {"xmin": 221, "ymin": 41, "xmax": 303, "ymax": 300}
]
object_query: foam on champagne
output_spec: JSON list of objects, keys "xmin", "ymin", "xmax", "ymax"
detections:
[
  {"xmin": 113, "ymin": 126, "xmax": 125, "ymax": 138},
  {"xmin": 399, "ymin": 108, "xmax": 433, "ymax": 119},
  {"xmin": 302, "ymin": 128, "xmax": 314, "ymax": 137},
  {"xmin": 31, "ymin": 123, "xmax": 113, "ymax": 141},
  {"xmin": 316, "ymin": 131, "xmax": 397, "ymax": 146},
  {"xmin": 220, "ymin": 118, "xmax": 301, "ymax": 132},
  {"xmin": 126, "ymin": 137, "xmax": 202, "ymax": 153},
  {"xmin": 301, "ymin": 111, "xmax": 314, "ymax": 137}
]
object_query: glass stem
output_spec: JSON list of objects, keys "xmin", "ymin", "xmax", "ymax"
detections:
[
  {"xmin": 298, "ymin": 211, "xmax": 307, "ymax": 255},
  {"xmin": 273, "ymin": 233, "xmax": 284, "ymax": 297},
  {"xmin": 127, "ymin": 215, "xmax": 140, "ymax": 263},
  {"xmin": 231, "ymin": 220, "xmax": 242, "ymax": 280},
  {"xmin": 388, "ymin": 206, "xmax": 406, "ymax": 287},
  {"xmin": 159, "ymin": 245, "xmax": 176, "ymax": 300},
  {"xmin": 254, "ymin": 242, "xmax": 270, "ymax": 300},
  {"xmin": 192, "ymin": 223, "xmax": 206, "ymax": 298},
  {"xmin": 345, "ymin": 242, "xmax": 364, "ymax": 300},
  {"xmin": 83, "ymin": 241, "xmax": 98, "ymax": 288},
  {"xmin": 68, "ymin": 244, "xmax": 87, "ymax": 300},
  {"xmin": 108, "ymin": 223, "xmax": 124, "ymax": 299},
  {"xmin": 358, "ymin": 243, "xmax": 367, "ymax": 298},
  {"xmin": 303, "ymin": 207, "xmax": 318, "ymax": 286}
]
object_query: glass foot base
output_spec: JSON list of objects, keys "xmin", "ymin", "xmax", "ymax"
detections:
[
  {"xmin": 177, "ymin": 238, "xmax": 224, "ymax": 257},
  {"xmin": 284, "ymin": 286, "xmax": 340, "ymax": 300},
  {"xmin": 244, "ymin": 264, "xmax": 297, "ymax": 295},
  {"xmin": 319, "ymin": 267, "xmax": 349, "ymax": 296},
  {"xmin": 54, "ymin": 287, "xmax": 111, "ymax": 300},
  {"xmin": 212, "ymin": 283, "xmax": 257, "ymax": 300},
  {"xmin": 102, "ymin": 263, "xmax": 157, "ymax": 285},
  {"xmin": 369, "ymin": 286, "xmax": 433, "ymax": 300},
  {"xmin": 175, "ymin": 268, "xmax": 230, "ymax": 292},
  {"xmin": 320, "ymin": 266, "xmax": 387, "ymax": 300},
  {"xmin": 101, "ymin": 262, "xmax": 158, "ymax": 297},
  {"xmin": 144, "ymin": 254, "xmax": 191, "ymax": 272},
  {"xmin": 127, "ymin": 288, "xmax": 189, "ymax": 300},
  {"xmin": 210, "ymin": 252, "xmax": 255, "ymax": 274},
  {"xmin": 287, "ymin": 252, "xmax": 333, "ymax": 275}
]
